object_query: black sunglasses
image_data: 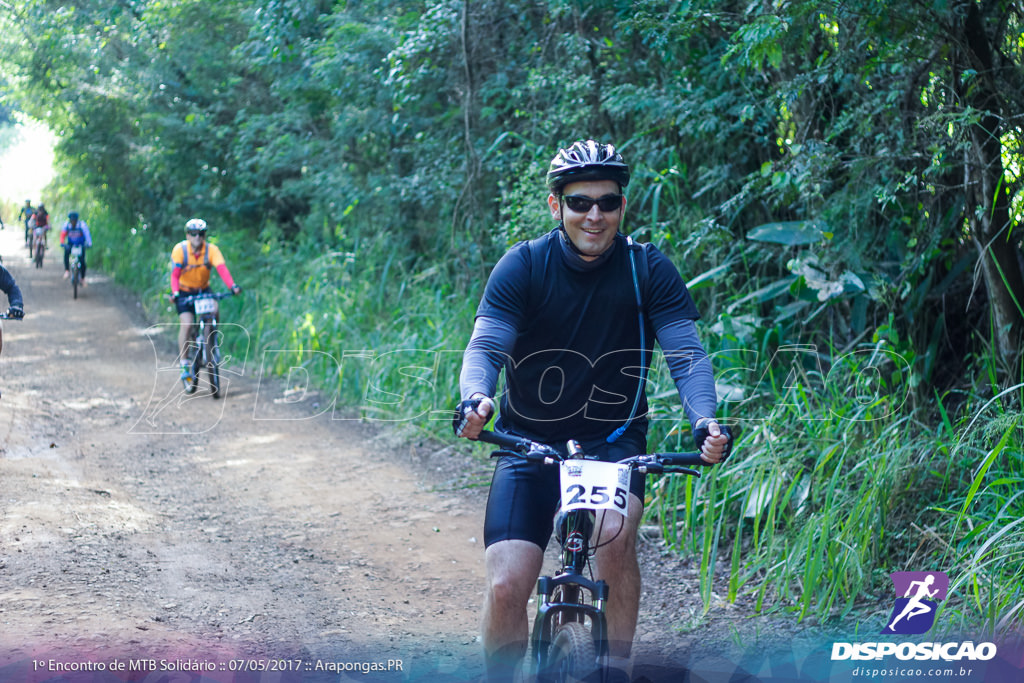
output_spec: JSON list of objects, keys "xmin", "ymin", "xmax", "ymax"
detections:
[
  {"xmin": 563, "ymin": 193, "xmax": 623, "ymax": 214},
  {"xmin": 186, "ymin": 229, "xmax": 206, "ymax": 236}
]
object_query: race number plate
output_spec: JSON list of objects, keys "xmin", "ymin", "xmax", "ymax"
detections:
[
  {"xmin": 559, "ymin": 460, "xmax": 630, "ymax": 516},
  {"xmin": 70, "ymin": 245, "xmax": 84, "ymax": 256},
  {"xmin": 194, "ymin": 297, "xmax": 217, "ymax": 315}
]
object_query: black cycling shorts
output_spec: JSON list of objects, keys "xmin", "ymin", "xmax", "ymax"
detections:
[
  {"xmin": 175, "ymin": 288, "xmax": 211, "ymax": 315},
  {"xmin": 482, "ymin": 431, "xmax": 647, "ymax": 549}
]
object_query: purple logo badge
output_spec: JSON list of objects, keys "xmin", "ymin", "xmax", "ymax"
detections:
[{"xmin": 882, "ymin": 571, "xmax": 948, "ymax": 635}]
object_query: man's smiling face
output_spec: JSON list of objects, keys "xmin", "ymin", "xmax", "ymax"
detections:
[{"xmin": 548, "ymin": 179, "xmax": 625, "ymax": 260}]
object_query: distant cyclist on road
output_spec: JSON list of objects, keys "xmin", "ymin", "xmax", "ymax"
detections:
[
  {"xmin": 18, "ymin": 200, "xmax": 35, "ymax": 246},
  {"xmin": 32, "ymin": 203, "xmax": 51, "ymax": 251},
  {"xmin": 169, "ymin": 218, "xmax": 242, "ymax": 383},
  {"xmin": 34, "ymin": 203, "xmax": 50, "ymax": 236},
  {"xmin": 60, "ymin": 212, "xmax": 93, "ymax": 285},
  {"xmin": 0, "ymin": 263, "xmax": 25, "ymax": 357}
]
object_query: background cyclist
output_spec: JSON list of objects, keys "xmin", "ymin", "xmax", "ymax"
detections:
[
  {"xmin": 60, "ymin": 211, "xmax": 93, "ymax": 284},
  {"xmin": 454, "ymin": 140, "xmax": 733, "ymax": 682},
  {"xmin": 0, "ymin": 262, "xmax": 25, "ymax": 357},
  {"xmin": 31, "ymin": 202, "xmax": 51, "ymax": 253},
  {"xmin": 169, "ymin": 218, "xmax": 241, "ymax": 383},
  {"xmin": 18, "ymin": 200, "xmax": 35, "ymax": 246}
]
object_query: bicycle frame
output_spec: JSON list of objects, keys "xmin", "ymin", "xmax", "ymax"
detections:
[
  {"xmin": 178, "ymin": 291, "xmax": 233, "ymax": 398},
  {"xmin": 193, "ymin": 309, "xmax": 216, "ymax": 362},
  {"xmin": 32, "ymin": 231, "xmax": 46, "ymax": 268}
]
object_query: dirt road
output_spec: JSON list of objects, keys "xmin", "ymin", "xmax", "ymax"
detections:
[
  {"xmin": 0, "ymin": 226, "xmax": 506, "ymax": 681},
  {"xmin": 0, "ymin": 227, "xmax": 775, "ymax": 682}
]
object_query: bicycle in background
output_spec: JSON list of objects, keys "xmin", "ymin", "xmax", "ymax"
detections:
[
  {"xmin": 177, "ymin": 290, "xmax": 234, "ymax": 398},
  {"xmin": 32, "ymin": 226, "xmax": 48, "ymax": 268},
  {"xmin": 68, "ymin": 244, "xmax": 84, "ymax": 298}
]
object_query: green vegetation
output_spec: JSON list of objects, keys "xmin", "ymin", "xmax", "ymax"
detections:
[{"xmin": 1, "ymin": 0, "xmax": 1021, "ymax": 636}]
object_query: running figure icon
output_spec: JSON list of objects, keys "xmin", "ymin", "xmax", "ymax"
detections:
[{"xmin": 883, "ymin": 571, "xmax": 948, "ymax": 635}]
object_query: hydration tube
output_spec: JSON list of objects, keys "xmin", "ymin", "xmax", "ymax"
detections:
[{"xmin": 607, "ymin": 236, "xmax": 647, "ymax": 444}]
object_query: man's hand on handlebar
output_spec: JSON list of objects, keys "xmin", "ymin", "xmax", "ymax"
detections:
[
  {"xmin": 694, "ymin": 418, "xmax": 733, "ymax": 464},
  {"xmin": 452, "ymin": 394, "xmax": 495, "ymax": 440}
]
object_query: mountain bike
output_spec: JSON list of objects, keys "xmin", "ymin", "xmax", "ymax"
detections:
[
  {"xmin": 475, "ymin": 429, "xmax": 712, "ymax": 683},
  {"xmin": 67, "ymin": 244, "xmax": 84, "ymax": 298},
  {"xmin": 32, "ymin": 229, "xmax": 47, "ymax": 268},
  {"xmin": 178, "ymin": 290, "xmax": 234, "ymax": 399}
]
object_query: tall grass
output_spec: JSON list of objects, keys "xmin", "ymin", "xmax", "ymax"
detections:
[{"xmin": 643, "ymin": 335, "xmax": 1024, "ymax": 636}]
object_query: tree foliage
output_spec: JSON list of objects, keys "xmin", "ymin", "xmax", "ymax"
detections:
[{"xmin": 5, "ymin": 0, "xmax": 1017, "ymax": 381}]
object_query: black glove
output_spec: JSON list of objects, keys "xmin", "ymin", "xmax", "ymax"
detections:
[
  {"xmin": 694, "ymin": 420, "xmax": 733, "ymax": 461},
  {"xmin": 452, "ymin": 397, "xmax": 491, "ymax": 436},
  {"xmin": 6, "ymin": 306, "xmax": 23, "ymax": 320}
]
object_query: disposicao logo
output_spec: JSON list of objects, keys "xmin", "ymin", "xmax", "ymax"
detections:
[
  {"xmin": 882, "ymin": 571, "xmax": 948, "ymax": 635},
  {"xmin": 831, "ymin": 570, "xmax": 998, "ymax": 663}
]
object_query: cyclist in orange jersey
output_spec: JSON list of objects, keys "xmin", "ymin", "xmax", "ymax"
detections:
[{"xmin": 169, "ymin": 218, "xmax": 241, "ymax": 382}]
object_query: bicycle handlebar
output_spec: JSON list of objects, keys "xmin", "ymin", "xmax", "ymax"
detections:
[
  {"xmin": 476, "ymin": 430, "xmax": 560, "ymax": 462},
  {"xmin": 177, "ymin": 291, "xmax": 236, "ymax": 305},
  {"xmin": 476, "ymin": 429, "xmax": 533, "ymax": 451},
  {"xmin": 474, "ymin": 430, "xmax": 712, "ymax": 477}
]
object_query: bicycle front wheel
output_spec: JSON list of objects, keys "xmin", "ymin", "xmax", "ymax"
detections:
[
  {"xmin": 544, "ymin": 622, "xmax": 597, "ymax": 683},
  {"xmin": 183, "ymin": 345, "xmax": 201, "ymax": 395},
  {"xmin": 205, "ymin": 327, "xmax": 221, "ymax": 398},
  {"xmin": 207, "ymin": 356, "xmax": 221, "ymax": 399}
]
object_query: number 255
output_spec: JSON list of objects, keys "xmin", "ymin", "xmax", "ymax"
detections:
[{"xmin": 566, "ymin": 484, "xmax": 628, "ymax": 509}]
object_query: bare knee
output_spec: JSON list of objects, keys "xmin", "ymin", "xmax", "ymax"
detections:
[
  {"xmin": 597, "ymin": 497, "xmax": 641, "ymax": 548},
  {"xmin": 178, "ymin": 314, "xmax": 194, "ymax": 348},
  {"xmin": 483, "ymin": 540, "xmax": 543, "ymax": 615},
  {"xmin": 594, "ymin": 495, "xmax": 643, "ymax": 575},
  {"xmin": 487, "ymin": 573, "xmax": 530, "ymax": 613},
  {"xmin": 486, "ymin": 554, "xmax": 539, "ymax": 608}
]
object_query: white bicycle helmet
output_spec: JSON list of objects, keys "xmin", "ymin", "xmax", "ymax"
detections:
[
  {"xmin": 547, "ymin": 140, "xmax": 630, "ymax": 193},
  {"xmin": 185, "ymin": 218, "xmax": 208, "ymax": 234}
]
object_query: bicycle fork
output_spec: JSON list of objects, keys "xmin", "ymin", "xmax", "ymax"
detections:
[
  {"xmin": 192, "ymin": 319, "xmax": 217, "ymax": 363},
  {"xmin": 530, "ymin": 572, "xmax": 610, "ymax": 672}
]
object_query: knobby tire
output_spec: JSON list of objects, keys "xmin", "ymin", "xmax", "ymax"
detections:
[
  {"xmin": 544, "ymin": 622, "xmax": 597, "ymax": 683},
  {"xmin": 190, "ymin": 344, "xmax": 202, "ymax": 394},
  {"xmin": 183, "ymin": 335, "xmax": 202, "ymax": 395},
  {"xmin": 207, "ymin": 328, "xmax": 221, "ymax": 399}
]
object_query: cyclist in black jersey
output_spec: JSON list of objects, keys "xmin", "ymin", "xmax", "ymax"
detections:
[
  {"xmin": 0, "ymin": 264, "xmax": 25, "ymax": 357},
  {"xmin": 18, "ymin": 200, "xmax": 35, "ymax": 247},
  {"xmin": 454, "ymin": 140, "xmax": 733, "ymax": 682}
]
